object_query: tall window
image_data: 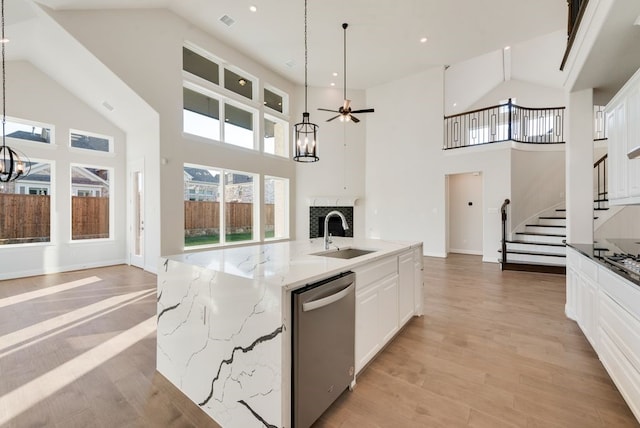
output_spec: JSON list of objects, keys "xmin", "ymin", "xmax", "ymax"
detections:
[
  {"xmin": 182, "ymin": 44, "xmax": 289, "ymax": 155},
  {"xmin": 184, "ymin": 165, "xmax": 258, "ymax": 247},
  {"xmin": 71, "ymin": 165, "xmax": 111, "ymax": 240},
  {"xmin": 264, "ymin": 176, "xmax": 289, "ymax": 240},
  {"xmin": 0, "ymin": 161, "xmax": 52, "ymax": 245}
]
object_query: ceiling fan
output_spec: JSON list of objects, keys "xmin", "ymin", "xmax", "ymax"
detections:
[{"xmin": 318, "ymin": 23, "xmax": 374, "ymax": 124}]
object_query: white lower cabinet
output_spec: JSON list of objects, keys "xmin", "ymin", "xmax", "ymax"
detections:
[
  {"xmin": 566, "ymin": 247, "xmax": 640, "ymax": 422},
  {"xmin": 398, "ymin": 251, "xmax": 415, "ymax": 326},
  {"xmin": 354, "ymin": 246, "xmax": 423, "ymax": 374}
]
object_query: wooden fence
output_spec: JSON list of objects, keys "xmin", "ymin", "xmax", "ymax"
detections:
[
  {"xmin": 0, "ymin": 194, "xmax": 109, "ymax": 243},
  {"xmin": 71, "ymin": 196, "xmax": 109, "ymax": 239},
  {"xmin": 0, "ymin": 194, "xmax": 50, "ymax": 243},
  {"xmin": 184, "ymin": 201, "xmax": 274, "ymax": 231}
]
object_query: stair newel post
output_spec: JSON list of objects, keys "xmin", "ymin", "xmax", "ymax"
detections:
[
  {"xmin": 501, "ymin": 198, "xmax": 511, "ymax": 270},
  {"xmin": 507, "ymin": 98, "xmax": 513, "ymax": 141}
]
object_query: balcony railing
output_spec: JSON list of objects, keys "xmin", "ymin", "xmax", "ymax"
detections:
[
  {"xmin": 443, "ymin": 99, "xmax": 566, "ymax": 150},
  {"xmin": 560, "ymin": 0, "xmax": 590, "ymax": 70}
]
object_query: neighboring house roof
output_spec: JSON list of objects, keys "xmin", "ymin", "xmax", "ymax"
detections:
[
  {"xmin": 184, "ymin": 167, "xmax": 220, "ymax": 184},
  {"xmin": 7, "ymin": 130, "xmax": 47, "ymax": 143},
  {"xmin": 71, "ymin": 134, "xmax": 109, "ymax": 151}
]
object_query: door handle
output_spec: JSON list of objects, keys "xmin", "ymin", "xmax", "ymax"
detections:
[{"xmin": 302, "ymin": 283, "xmax": 354, "ymax": 312}]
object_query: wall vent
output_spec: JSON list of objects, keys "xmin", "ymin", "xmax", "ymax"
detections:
[{"xmin": 219, "ymin": 15, "xmax": 235, "ymax": 27}]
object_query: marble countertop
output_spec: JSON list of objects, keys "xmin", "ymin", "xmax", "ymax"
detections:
[{"xmin": 163, "ymin": 237, "xmax": 422, "ymax": 291}]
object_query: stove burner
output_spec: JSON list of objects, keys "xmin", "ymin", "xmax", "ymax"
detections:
[{"xmin": 604, "ymin": 253, "xmax": 640, "ymax": 277}]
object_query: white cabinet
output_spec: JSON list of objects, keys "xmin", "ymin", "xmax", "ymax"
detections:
[
  {"xmin": 607, "ymin": 67, "xmax": 640, "ymax": 205},
  {"xmin": 566, "ymin": 247, "xmax": 640, "ymax": 421},
  {"xmin": 398, "ymin": 251, "xmax": 415, "ymax": 326},
  {"xmin": 353, "ymin": 245, "xmax": 423, "ymax": 374}
]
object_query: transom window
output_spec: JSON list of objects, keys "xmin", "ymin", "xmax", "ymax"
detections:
[
  {"xmin": 3, "ymin": 117, "xmax": 53, "ymax": 145},
  {"xmin": 70, "ymin": 130, "xmax": 112, "ymax": 153}
]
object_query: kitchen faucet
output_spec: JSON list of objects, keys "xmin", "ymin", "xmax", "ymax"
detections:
[{"xmin": 324, "ymin": 210, "xmax": 349, "ymax": 250}]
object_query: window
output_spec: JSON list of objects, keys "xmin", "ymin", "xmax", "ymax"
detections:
[
  {"xmin": 183, "ymin": 87, "xmax": 221, "ymax": 141},
  {"xmin": 182, "ymin": 44, "xmax": 289, "ymax": 156},
  {"xmin": 224, "ymin": 68, "xmax": 253, "ymax": 100},
  {"xmin": 224, "ymin": 103, "xmax": 254, "ymax": 149},
  {"xmin": 264, "ymin": 88, "xmax": 284, "ymax": 113},
  {"xmin": 4, "ymin": 118, "xmax": 53, "ymax": 145},
  {"xmin": 71, "ymin": 165, "xmax": 111, "ymax": 240},
  {"xmin": 264, "ymin": 176, "xmax": 289, "ymax": 240},
  {"xmin": 0, "ymin": 162, "xmax": 52, "ymax": 245},
  {"xmin": 184, "ymin": 165, "xmax": 258, "ymax": 247},
  {"xmin": 70, "ymin": 130, "xmax": 112, "ymax": 153},
  {"xmin": 183, "ymin": 47, "xmax": 219, "ymax": 85},
  {"xmin": 225, "ymin": 171, "xmax": 255, "ymax": 243}
]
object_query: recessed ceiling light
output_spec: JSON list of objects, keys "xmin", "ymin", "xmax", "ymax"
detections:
[
  {"xmin": 420, "ymin": 37, "xmax": 428, "ymax": 43},
  {"xmin": 504, "ymin": 45, "xmax": 511, "ymax": 50},
  {"xmin": 249, "ymin": 5, "xmax": 257, "ymax": 12},
  {"xmin": 453, "ymin": 102, "xmax": 457, "ymax": 107},
  {"xmin": 332, "ymin": 72, "xmax": 338, "ymax": 77},
  {"xmin": 330, "ymin": 82, "xmax": 335, "ymax": 86}
]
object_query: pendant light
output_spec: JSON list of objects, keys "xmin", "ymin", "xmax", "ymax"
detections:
[
  {"xmin": 293, "ymin": 0, "xmax": 319, "ymax": 162},
  {"xmin": 0, "ymin": 0, "xmax": 30, "ymax": 183}
]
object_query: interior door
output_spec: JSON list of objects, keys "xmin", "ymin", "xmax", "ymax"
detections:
[{"xmin": 129, "ymin": 159, "xmax": 145, "ymax": 268}]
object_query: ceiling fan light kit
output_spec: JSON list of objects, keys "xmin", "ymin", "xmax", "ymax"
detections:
[
  {"xmin": 293, "ymin": 0, "xmax": 319, "ymax": 162},
  {"xmin": 318, "ymin": 23, "xmax": 375, "ymax": 124}
]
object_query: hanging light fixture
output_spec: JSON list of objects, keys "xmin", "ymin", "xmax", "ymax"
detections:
[
  {"xmin": 0, "ymin": 0, "xmax": 29, "ymax": 183},
  {"xmin": 293, "ymin": 0, "xmax": 319, "ymax": 162}
]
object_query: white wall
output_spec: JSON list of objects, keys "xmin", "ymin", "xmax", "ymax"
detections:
[
  {"xmin": 511, "ymin": 148, "xmax": 566, "ymax": 230},
  {"xmin": 595, "ymin": 206, "xmax": 640, "ymax": 239},
  {"xmin": 445, "ymin": 50, "xmax": 503, "ymax": 115},
  {"xmin": 293, "ymin": 87, "xmax": 367, "ymax": 240},
  {"xmin": 448, "ymin": 173, "xmax": 483, "ymax": 255},
  {"xmin": 469, "ymin": 79, "xmax": 566, "ymax": 110},
  {"xmin": 366, "ymin": 67, "xmax": 446, "ymax": 257},
  {"xmin": 0, "ymin": 62, "xmax": 126, "ymax": 279}
]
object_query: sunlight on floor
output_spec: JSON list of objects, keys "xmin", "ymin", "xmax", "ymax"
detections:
[
  {"xmin": 0, "ymin": 316, "xmax": 156, "ymax": 425},
  {"xmin": 0, "ymin": 276, "xmax": 102, "ymax": 309},
  {"xmin": 0, "ymin": 288, "xmax": 155, "ymax": 358}
]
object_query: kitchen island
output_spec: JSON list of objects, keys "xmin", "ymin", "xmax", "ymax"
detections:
[{"xmin": 157, "ymin": 237, "xmax": 423, "ymax": 428}]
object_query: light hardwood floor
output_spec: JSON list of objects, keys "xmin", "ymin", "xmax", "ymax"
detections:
[{"xmin": 0, "ymin": 255, "xmax": 637, "ymax": 427}]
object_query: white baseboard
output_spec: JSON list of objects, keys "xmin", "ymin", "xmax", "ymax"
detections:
[
  {"xmin": 0, "ymin": 258, "xmax": 127, "ymax": 281},
  {"xmin": 449, "ymin": 249, "xmax": 483, "ymax": 256}
]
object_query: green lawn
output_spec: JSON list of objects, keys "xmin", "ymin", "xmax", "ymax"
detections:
[{"xmin": 185, "ymin": 231, "xmax": 275, "ymax": 247}]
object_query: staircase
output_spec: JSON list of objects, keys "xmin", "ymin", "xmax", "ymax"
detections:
[{"xmin": 499, "ymin": 155, "xmax": 609, "ymax": 274}]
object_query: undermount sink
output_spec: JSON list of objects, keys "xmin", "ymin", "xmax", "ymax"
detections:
[{"xmin": 312, "ymin": 248, "xmax": 376, "ymax": 259}]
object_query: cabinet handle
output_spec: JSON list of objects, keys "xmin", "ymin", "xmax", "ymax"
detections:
[{"xmin": 302, "ymin": 283, "xmax": 354, "ymax": 312}]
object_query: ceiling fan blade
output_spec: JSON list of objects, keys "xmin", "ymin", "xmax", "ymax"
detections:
[
  {"xmin": 351, "ymin": 108, "xmax": 375, "ymax": 114},
  {"xmin": 350, "ymin": 115, "xmax": 360, "ymax": 123},
  {"xmin": 326, "ymin": 115, "xmax": 341, "ymax": 122},
  {"xmin": 318, "ymin": 108, "xmax": 339, "ymax": 113},
  {"xmin": 343, "ymin": 99, "xmax": 351, "ymax": 110}
]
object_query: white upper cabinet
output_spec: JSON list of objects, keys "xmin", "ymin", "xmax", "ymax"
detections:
[{"xmin": 607, "ymin": 67, "xmax": 640, "ymax": 205}]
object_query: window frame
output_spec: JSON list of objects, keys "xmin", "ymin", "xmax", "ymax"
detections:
[
  {"xmin": 184, "ymin": 163, "xmax": 264, "ymax": 249},
  {"xmin": 69, "ymin": 129, "xmax": 114, "ymax": 154},
  {"xmin": 4, "ymin": 116, "xmax": 55, "ymax": 146},
  {"xmin": 0, "ymin": 158, "xmax": 55, "ymax": 247},
  {"xmin": 69, "ymin": 163, "xmax": 114, "ymax": 243}
]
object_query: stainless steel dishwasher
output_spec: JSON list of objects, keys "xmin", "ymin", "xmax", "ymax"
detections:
[{"xmin": 292, "ymin": 271, "xmax": 355, "ymax": 428}]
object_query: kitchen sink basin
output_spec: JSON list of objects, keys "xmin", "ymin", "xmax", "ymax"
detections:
[{"xmin": 312, "ymin": 248, "xmax": 376, "ymax": 259}]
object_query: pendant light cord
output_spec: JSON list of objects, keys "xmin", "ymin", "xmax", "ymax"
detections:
[
  {"xmin": 304, "ymin": 0, "xmax": 308, "ymax": 113},
  {"xmin": 343, "ymin": 24, "xmax": 347, "ymax": 101}
]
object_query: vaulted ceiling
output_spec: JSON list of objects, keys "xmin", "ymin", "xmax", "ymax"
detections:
[{"xmin": 9, "ymin": 0, "xmax": 566, "ymax": 90}]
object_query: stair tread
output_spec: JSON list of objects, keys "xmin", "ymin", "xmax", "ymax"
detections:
[
  {"xmin": 555, "ymin": 209, "xmax": 566, "ymax": 212},
  {"xmin": 499, "ymin": 249, "xmax": 565, "ymax": 258},
  {"xmin": 506, "ymin": 240, "xmax": 566, "ymax": 247},
  {"xmin": 538, "ymin": 216, "xmax": 566, "ymax": 220},
  {"xmin": 515, "ymin": 232, "xmax": 566, "ymax": 237},
  {"xmin": 525, "ymin": 224, "xmax": 566, "ymax": 228},
  {"xmin": 594, "ymin": 207, "xmax": 610, "ymax": 211}
]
